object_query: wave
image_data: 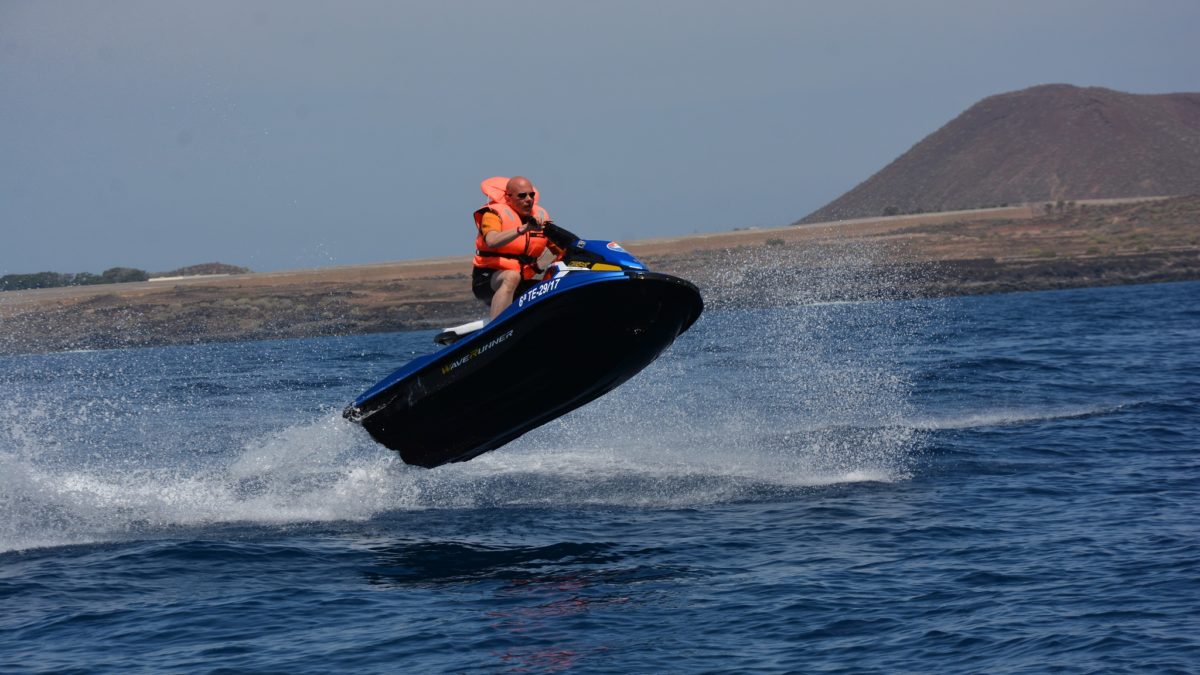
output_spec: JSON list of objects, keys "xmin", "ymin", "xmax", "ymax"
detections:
[
  {"xmin": 0, "ymin": 404, "xmax": 915, "ymax": 554},
  {"xmin": 1, "ymin": 247, "xmax": 928, "ymax": 553},
  {"xmin": 904, "ymin": 403, "xmax": 1129, "ymax": 430}
]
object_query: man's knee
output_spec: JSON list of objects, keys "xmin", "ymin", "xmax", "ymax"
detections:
[{"xmin": 492, "ymin": 270, "xmax": 520, "ymax": 291}]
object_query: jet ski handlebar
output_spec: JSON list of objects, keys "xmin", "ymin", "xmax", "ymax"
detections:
[
  {"xmin": 538, "ymin": 222, "xmax": 647, "ymax": 273},
  {"xmin": 542, "ymin": 221, "xmax": 581, "ymax": 251}
]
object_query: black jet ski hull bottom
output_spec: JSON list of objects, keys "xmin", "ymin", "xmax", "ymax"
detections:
[{"xmin": 352, "ymin": 272, "xmax": 702, "ymax": 468}]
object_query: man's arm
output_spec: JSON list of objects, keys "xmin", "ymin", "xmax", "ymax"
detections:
[{"xmin": 480, "ymin": 211, "xmax": 532, "ymax": 248}]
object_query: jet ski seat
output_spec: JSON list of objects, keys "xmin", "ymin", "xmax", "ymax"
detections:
[{"xmin": 434, "ymin": 319, "xmax": 487, "ymax": 346}]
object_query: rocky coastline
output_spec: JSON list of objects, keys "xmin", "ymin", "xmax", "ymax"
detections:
[{"xmin": 3, "ymin": 197, "xmax": 1197, "ymax": 355}]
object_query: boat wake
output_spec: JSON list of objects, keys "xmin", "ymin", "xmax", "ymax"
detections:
[
  {"xmin": 904, "ymin": 403, "xmax": 1130, "ymax": 430},
  {"xmin": 1, "ymin": 401, "xmax": 913, "ymax": 554},
  {"xmin": 1, "ymin": 240, "xmax": 933, "ymax": 553}
]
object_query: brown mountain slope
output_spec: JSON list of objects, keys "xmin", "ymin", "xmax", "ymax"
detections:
[{"xmin": 800, "ymin": 84, "xmax": 1200, "ymax": 223}]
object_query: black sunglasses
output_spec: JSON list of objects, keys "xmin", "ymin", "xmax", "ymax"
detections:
[{"xmin": 508, "ymin": 191, "xmax": 536, "ymax": 200}]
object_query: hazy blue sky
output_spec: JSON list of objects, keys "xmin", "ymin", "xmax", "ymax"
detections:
[{"xmin": 4, "ymin": 1, "xmax": 1199, "ymax": 274}]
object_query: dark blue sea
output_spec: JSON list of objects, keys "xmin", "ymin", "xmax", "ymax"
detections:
[{"xmin": 2, "ymin": 280, "xmax": 1198, "ymax": 673}]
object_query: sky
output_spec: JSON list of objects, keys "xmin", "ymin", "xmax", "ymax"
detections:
[{"xmin": 3, "ymin": 1, "xmax": 1199, "ymax": 275}]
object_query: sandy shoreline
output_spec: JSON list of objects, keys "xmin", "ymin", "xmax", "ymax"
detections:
[{"xmin": 3, "ymin": 197, "xmax": 1198, "ymax": 355}]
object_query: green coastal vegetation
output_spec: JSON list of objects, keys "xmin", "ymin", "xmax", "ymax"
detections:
[
  {"xmin": 0, "ymin": 262, "xmax": 250, "ymax": 292},
  {"xmin": 0, "ymin": 267, "xmax": 149, "ymax": 291}
]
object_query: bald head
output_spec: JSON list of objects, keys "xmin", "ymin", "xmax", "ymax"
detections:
[{"xmin": 504, "ymin": 176, "xmax": 537, "ymax": 217}]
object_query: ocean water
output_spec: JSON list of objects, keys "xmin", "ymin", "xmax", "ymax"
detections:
[{"xmin": 1, "ymin": 280, "xmax": 1197, "ymax": 673}]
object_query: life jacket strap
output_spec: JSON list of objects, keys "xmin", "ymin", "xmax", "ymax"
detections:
[
  {"xmin": 474, "ymin": 251, "xmax": 537, "ymax": 264},
  {"xmin": 474, "ymin": 251, "xmax": 544, "ymax": 275}
]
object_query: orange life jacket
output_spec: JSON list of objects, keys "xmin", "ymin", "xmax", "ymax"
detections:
[{"xmin": 472, "ymin": 176, "xmax": 552, "ymax": 280}]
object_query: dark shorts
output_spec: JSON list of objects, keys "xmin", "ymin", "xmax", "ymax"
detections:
[{"xmin": 472, "ymin": 267, "xmax": 538, "ymax": 303}]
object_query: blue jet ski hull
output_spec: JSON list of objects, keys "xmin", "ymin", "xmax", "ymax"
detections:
[{"xmin": 343, "ymin": 270, "xmax": 702, "ymax": 468}]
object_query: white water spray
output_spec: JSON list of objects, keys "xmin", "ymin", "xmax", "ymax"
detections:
[{"xmin": 1, "ymin": 238, "xmax": 934, "ymax": 552}]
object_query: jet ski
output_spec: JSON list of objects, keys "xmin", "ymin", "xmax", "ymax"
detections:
[{"xmin": 343, "ymin": 222, "xmax": 704, "ymax": 468}]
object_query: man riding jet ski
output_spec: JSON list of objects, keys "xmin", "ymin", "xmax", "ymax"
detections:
[
  {"xmin": 343, "ymin": 176, "xmax": 703, "ymax": 468},
  {"xmin": 471, "ymin": 175, "xmax": 559, "ymax": 320}
]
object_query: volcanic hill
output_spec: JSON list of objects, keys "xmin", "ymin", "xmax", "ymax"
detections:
[{"xmin": 800, "ymin": 84, "xmax": 1200, "ymax": 223}]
